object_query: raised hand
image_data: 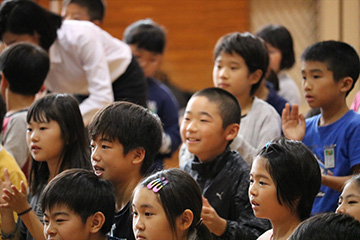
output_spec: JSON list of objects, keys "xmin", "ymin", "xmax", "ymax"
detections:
[{"xmin": 282, "ymin": 103, "xmax": 306, "ymax": 141}]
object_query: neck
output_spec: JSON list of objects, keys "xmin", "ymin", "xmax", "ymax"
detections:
[
  {"xmin": 271, "ymin": 216, "xmax": 300, "ymax": 240},
  {"xmin": 6, "ymin": 90, "xmax": 34, "ymax": 114},
  {"xmin": 255, "ymin": 81, "xmax": 269, "ymax": 101},
  {"xmin": 319, "ymin": 99, "xmax": 348, "ymax": 126},
  {"xmin": 47, "ymin": 158, "xmax": 61, "ymax": 182},
  {"xmin": 114, "ymin": 175, "xmax": 143, "ymax": 211},
  {"xmin": 237, "ymin": 95, "xmax": 254, "ymax": 116}
]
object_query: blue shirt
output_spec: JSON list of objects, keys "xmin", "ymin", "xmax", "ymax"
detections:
[{"xmin": 304, "ymin": 110, "xmax": 360, "ymax": 214}]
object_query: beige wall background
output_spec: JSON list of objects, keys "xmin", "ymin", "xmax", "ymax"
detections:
[{"xmin": 251, "ymin": 0, "xmax": 360, "ymax": 113}]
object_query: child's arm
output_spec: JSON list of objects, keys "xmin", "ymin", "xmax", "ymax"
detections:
[
  {"xmin": 322, "ymin": 164, "xmax": 360, "ymax": 192},
  {"xmin": 282, "ymin": 103, "xmax": 306, "ymax": 141},
  {"xmin": 1, "ymin": 170, "xmax": 45, "ymax": 240},
  {"xmin": 201, "ymin": 197, "xmax": 227, "ymax": 236}
]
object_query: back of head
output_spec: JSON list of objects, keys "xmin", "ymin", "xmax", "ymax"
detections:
[
  {"xmin": 0, "ymin": 94, "xmax": 6, "ymax": 131},
  {"xmin": 257, "ymin": 137, "xmax": 321, "ymax": 221},
  {"xmin": 0, "ymin": 0, "xmax": 62, "ymax": 50},
  {"xmin": 289, "ymin": 212, "xmax": 360, "ymax": 240},
  {"xmin": 88, "ymin": 101, "xmax": 163, "ymax": 176},
  {"xmin": 255, "ymin": 24, "xmax": 295, "ymax": 70},
  {"xmin": 213, "ymin": 32, "xmax": 269, "ymax": 95},
  {"xmin": 138, "ymin": 168, "xmax": 211, "ymax": 240},
  {"xmin": 301, "ymin": 40, "xmax": 360, "ymax": 95},
  {"xmin": 0, "ymin": 42, "xmax": 49, "ymax": 95},
  {"xmin": 28, "ymin": 93, "xmax": 91, "ymax": 195},
  {"xmin": 123, "ymin": 18, "xmax": 166, "ymax": 54},
  {"xmin": 41, "ymin": 169, "xmax": 116, "ymax": 235},
  {"xmin": 62, "ymin": 0, "xmax": 106, "ymax": 22},
  {"xmin": 191, "ymin": 87, "xmax": 241, "ymax": 129}
]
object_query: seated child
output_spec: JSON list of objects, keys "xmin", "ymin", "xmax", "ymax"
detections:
[
  {"xmin": 255, "ymin": 24, "xmax": 301, "ymax": 105},
  {"xmin": 41, "ymin": 169, "xmax": 115, "ymax": 240},
  {"xmin": 336, "ymin": 174, "xmax": 360, "ymax": 221},
  {"xmin": 88, "ymin": 101, "xmax": 163, "ymax": 240},
  {"xmin": 282, "ymin": 40, "xmax": 360, "ymax": 214},
  {"xmin": 123, "ymin": 19, "xmax": 181, "ymax": 171},
  {"xmin": 249, "ymin": 137, "xmax": 321, "ymax": 240},
  {"xmin": 289, "ymin": 212, "xmax": 360, "ymax": 240},
  {"xmin": 180, "ymin": 32, "xmax": 281, "ymax": 165},
  {"xmin": 132, "ymin": 168, "xmax": 212, "ymax": 240},
  {"xmin": 0, "ymin": 42, "xmax": 49, "ymax": 176},
  {"xmin": 181, "ymin": 87, "xmax": 270, "ymax": 239}
]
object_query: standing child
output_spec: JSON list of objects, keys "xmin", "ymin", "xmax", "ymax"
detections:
[
  {"xmin": 282, "ymin": 40, "xmax": 360, "ymax": 214},
  {"xmin": 132, "ymin": 168, "xmax": 211, "ymax": 240},
  {"xmin": 336, "ymin": 174, "xmax": 360, "ymax": 221},
  {"xmin": 181, "ymin": 87, "xmax": 270, "ymax": 239},
  {"xmin": 249, "ymin": 137, "xmax": 321, "ymax": 240},
  {"xmin": 0, "ymin": 93, "xmax": 92, "ymax": 240},
  {"xmin": 123, "ymin": 18, "xmax": 181, "ymax": 171},
  {"xmin": 0, "ymin": 42, "xmax": 49, "ymax": 177},
  {"xmin": 41, "ymin": 169, "xmax": 116, "ymax": 240},
  {"xmin": 88, "ymin": 101, "xmax": 163, "ymax": 240}
]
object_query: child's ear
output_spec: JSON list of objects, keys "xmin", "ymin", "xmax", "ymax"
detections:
[
  {"xmin": 1, "ymin": 72, "xmax": 9, "ymax": 89},
  {"xmin": 249, "ymin": 69, "xmax": 263, "ymax": 85},
  {"xmin": 225, "ymin": 123, "xmax": 240, "ymax": 141},
  {"xmin": 339, "ymin": 76, "xmax": 353, "ymax": 93},
  {"xmin": 88, "ymin": 212, "xmax": 105, "ymax": 234},
  {"xmin": 131, "ymin": 147, "xmax": 145, "ymax": 165},
  {"xmin": 177, "ymin": 209, "xmax": 193, "ymax": 231}
]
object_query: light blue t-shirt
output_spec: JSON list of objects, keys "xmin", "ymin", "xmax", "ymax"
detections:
[{"xmin": 303, "ymin": 110, "xmax": 360, "ymax": 214}]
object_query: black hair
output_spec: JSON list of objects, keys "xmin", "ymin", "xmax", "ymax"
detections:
[
  {"xmin": 213, "ymin": 32, "xmax": 269, "ymax": 96},
  {"xmin": 88, "ymin": 101, "xmax": 163, "ymax": 176},
  {"xmin": 134, "ymin": 168, "xmax": 212, "ymax": 240},
  {"xmin": 123, "ymin": 18, "xmax": 166, "ymax": 54},
  {"xmin": 289, "ymin": 212, "xmax": 360, "ymax": 240},
  {"xmin": 256, "ymin": 137, "xmax": 321, "ymax": 221},
  {"xmin": 41, "ymin": 169, "xmax": 115, "ymax": 235},
  {"xmin": 62, "ymin": 0, "xmax": 106, "ymax": 22},
  {"xmin": 255, "ymin": 24, "xmax": 295, "ymax": 70},
  {"xmin": 191, "ymin": 87, "xmax": 241, "ymax": 129},
  {"xmin": 27, "ymin": 93, "xmax": 92, "ymax": 196},
  {"xmin": 0, "ymin": 94, "xmax": 6, "ymax": 132},
  {"xmin": 0, "ymin": 0, "xmax": 62, "ymax": 51},
  {"xmin": 301, "ymin": 40, "xmax": 360, "ymax": 96},
  {"xmin": 0, "ymin": 42, "xmax": 49, "ymax": 95}
]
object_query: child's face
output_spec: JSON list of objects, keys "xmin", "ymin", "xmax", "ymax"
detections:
[
  {"xmin": 336, "ymin": 180, "xmax": 360, "ymax": 221},
  {"xmin": 62, "ymin": 3, "xmax": 91, "ymax": 21},
  {"xmin": 2, "ymin": 31, "xmax": 40, "ymax": 47},
  {"xmin": 90, "ymin": 135, "xmax": 136, "ymax": 184},
  {"xmin": 180, "ymin": 96, "xmax": 231, "ymax": 162},
  {"xmin": 301, "ymin": 60, "xmax": 344, "ymax": 109},
  {"xmin": 213, "ymin": 51, "xmax": 257, "ymax": 100},
  {"xmin": 129, "ymin": 45, "xmax": 163, "ymax": 78},
  {"xmin": 132, "ymin": 187, "xmax": 176, "ymax": 240},
  {"xmin": 266, "ymin": 43, "xmax": 282, "ymax": 73},
  {"xmin": 43, "ymin": 205, "xmax": 92, "ymax": 240},
  {"xmin": 26, "ymin": 119, "xmax": 64, "ymax": 164},
  {"xmin": 249, "ymin": 156, "xmax": 293, "ymax": 221}
]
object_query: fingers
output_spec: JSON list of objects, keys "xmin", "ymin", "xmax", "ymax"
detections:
[
  {"xmin": 3, "ymin": 168, "xmax": 11, "ymax": 183},
  {"xmin": 20, "ymin": 181, "xmax": 27, "ymax": 194},
  {"xmin": 282, "ymin": 103, "xmax": 291, "ymax": 122},
  {"xmin": 290, "ymin": 104, "xmax": 299, "ymax": 121},
  {"xmin": 202, "ymin": 196, "xmax": 210, "ymax": 207}
]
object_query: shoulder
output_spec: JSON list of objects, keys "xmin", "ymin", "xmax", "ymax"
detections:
[{"xmin": 251, "ymin": 97, "xmax": 281, "ymax": 120}]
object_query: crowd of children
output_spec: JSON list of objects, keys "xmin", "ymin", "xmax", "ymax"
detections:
[{"xmin": 0, "ymin": 0, "xmax": 359, "ymax": 240}]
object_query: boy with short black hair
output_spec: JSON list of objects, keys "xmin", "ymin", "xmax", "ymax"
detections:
[
  {"xmin": 62, "ymin": 0, "xmax": 105, "ymax": 26},
  {"xmin": 181, "ymin": 87, "xmax": 270, "ymax": 240},
  {"xmin": 41, "ymin": 169, "xmax": 115, "ymax": 240},
  {"xmin": 180, "ymin": 32, "xmax": 281, "ymax": 165},
  {"xmin": 282, "ymin": 40, "xmax": 360, "ymax": 214},
  {"xmin": 123, "ymin": 19, "xmax": 181, "ymax": 171},
  {"xmin": 88, "ymin": 101, "xmax": 163, "ymax": 240},
  {"xmin": 0, "ymin": 42, "xmax": 49, "ymax": 176}
]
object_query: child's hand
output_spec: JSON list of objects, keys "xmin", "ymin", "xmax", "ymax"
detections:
[
  {"xmin": 282, "ymin": 103, "xmax": 306, "ymax": 141},
  {"xmin": 0, "ymin": 169, "xmax": 30, "ymax": 214},
  {"xmin": 0, "ymin": 169, "xmax": 14, "ymax": 207},
  {"xmin": 201, "ymin": 197, "xmax": 227, "ymax": 236}
]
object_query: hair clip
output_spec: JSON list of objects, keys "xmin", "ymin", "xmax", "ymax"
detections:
[{"xmin": 147, "ymin": 177, "xmax": 168, "ymax": 193}]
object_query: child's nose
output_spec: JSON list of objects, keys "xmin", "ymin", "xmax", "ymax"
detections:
[
  {"xmin": 134, "ymin": 216, "xmax": 145, "ymax": 230},
  {"xmin": 44, "ymin": 222, "xmax": 56, "ymax": 237},
  {"xmin": 186, "ymin": 121, "xmax": 197, "ymax": 132},
  {"xmin": 335, "ymin": 204, "xmax": 345, "ymax": 214},
  {"xmin": 248, "ymin": 183, "xmax": 257, "ymax": 196},
  {"xmin": 219, "ymin": 67, "xmax": 229, "ymax": 79}
]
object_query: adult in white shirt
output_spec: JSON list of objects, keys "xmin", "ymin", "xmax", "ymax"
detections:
[{"xmin": 0, "ymin": 0, "xmax": 147, "ymax": 125}]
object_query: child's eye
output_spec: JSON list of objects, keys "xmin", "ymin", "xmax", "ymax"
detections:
[
  {"xmin": 27, "ymin": 128, "xmax": 32, "ymax": 132},
  {"xmin": 40, "ymin": 127, "xmax": 47, "ymax": 130},
  {"xmin": 132, "ymin": 211, "xmax": 138, "ymax": 217},
  {"xmin": 259, "ymin": 181, "xmax": 267, "ymax": 186},
  {"xmin": 200, "ymin": 119, "xmax": 209, "ymax": 123},
  {"xmin": 348, "ymin": 201, "xmax": 358, "ymax": 204},
  {"xmin": 145, "ymin": 212, "xmax": 154, "ymax": 217},
  {"xmin": 101, "ymin": 145, "xmax": 110, "ymax": 149},
  {"xmin": 56, "ymin": 219, "xmax": 66, "ymax": 223},
  {"xmin": 230, "ymin": 66, "xmax": 239, "ymax": 70},
  {"xmin": 313, "ymin": 75, "xmax": 321, "ymax": 79}
]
